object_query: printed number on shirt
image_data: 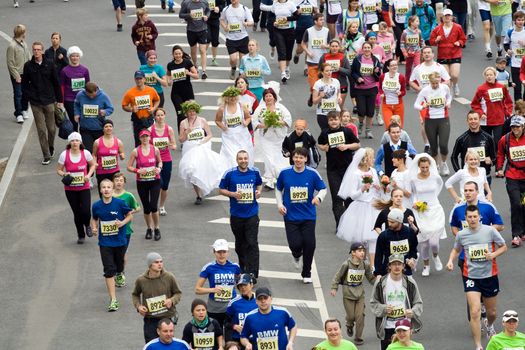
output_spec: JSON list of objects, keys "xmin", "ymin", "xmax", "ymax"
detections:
[
  {"xmin": 238, "ymin": 189, "xmax": 254, "ymax": 203},
  {"xmin": 390, "ymin": 239, "xmax": 409, "ymax": 255},
  {"xmin": 468, "ymin": 244, "xmax": 489, "ymax": 262},
  {"xmin": 71, "ymin": 77, "xmax": 85, "ymax": 91},
  {"xmin": 140, "ymin": 166, "xmax": 156, "ymax": 180},
  {"xmin": 226, "ymin": 115, "xmax": 242, "ymax": 127},
  {"xmin": 83, "ymin": 104, "xmax": 99, "ymax": 117},
  {"xmin": 388, "ymin": 306, "xmax": 405, "ymax": 319},
  {"xmin": 276, "ymin": 17, "xmax": 289, "ymax": 28},
  {"xmin": 229, "ymin": 23, "xmax": 242, "ymax": 33},
  {"xmin": 346, "ymin": 269, "xmax": 364, "ymax": 285},
  {"xmin": 381, "ymin": 42, "xmax": 392, "ymax": 53},
  {"xmin": 70, "ymin": 172, "xmax": 85, "ymax": 186},
  {"xmin": 397, "ymin": 7, "xmax": 408, "ymax": 14},
  {"xmin": 515, "ymin": 47, "xmax": 525, "ymax": 58},
  {"xmin": 312, "ymin": 38, "xmax": 325, "ymax": 49},
  {"xmin": 328, "ymin": 131, "xmax": 345, "ymax": 146},
  {"xmin": 208, "ymin": 0, "xmax": 215, "ymax": 8},
  {"xmin": 101, "ymin": 220, "xmax": 119, "ymax": 236},
  {"xmin": 102, "ymin": 156, "xmax": 117, "ymax": 169},
  {"xmin": 360, "ymin": 64, "xmax": 373, "ymax": 75},
  {"xmin": 188, "ymin": 128, "xmax": 205, "ymax": 141},
  {"xmin": 487, "ymin": 88, "xmax": 503, "ymax": 102},
  {"xmin": 246, "ymin": 69, "xmax": 261, "ymax": 78},
  {"xmin": 153, "ymin": 137, "xmax": 170, "ymax": 149},
  {"xmin": 364, "ymin": 4, "xmax": 376, "ymax": 12},
  {"xmin": 146, "ymin": 294, "xmax": 167, "ymax": 314},
  {"xmin": 294, "ymin": 141, "xmax": 304, "ymax": 149},
  {"xmin": 135, "ymin": 95, "xmax": 151, "ymax": 110},
  {"xmin": 300, "ymin": 4, "xmax": 313, "ymax": 14},
  {"xmin": 145, "ymin": 74, "xmax": 156, "ymax": 85},
  {"xmin": 406, "ymin": 34, "xmax": 419, "ymax": 45},
  {"xmin": 191, "ymin": 9, "xmax": 203, "ymax": 19},
  {"xmin": 510, "ymin": 145, "xmax": 525, "ymax": 161},
  {"xmin": 429, "ymin": 96, "xmax": 445, "ymax": 107},
  {"xmin": 467, "ymin": 147, "xmax": 485, "ymax": 160},
  {"xmin": 193, "ymin": 332, "xmax": 215, "ymax": 348},
  {"xmin": 214, "ymin": 285, "xmax": 233, "ymax": 301},
  {"xmin": 290, "ymin": 186, "xmax": 308, "ymax": 203},
  {"xmin": 326, "ymin": 59, "xmax": 340, "ymax": 71},
  {"xmin": 257, "ymin": 336, "xmax": 278, "ymax": 350},
  {"xmin": 321, "ymin": 99, "xmax": 337, "ymax": 113},
  {"xmin": 171, "ymin": 68, "xmax": 187, "ymax": 81}
]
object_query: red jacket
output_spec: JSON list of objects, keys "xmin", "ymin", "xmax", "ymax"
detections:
[
  {"xmin": 378, "ymin": 73, "xmax": 407, "ymax": 103},
  {"xmin": 497, "ymin": 132, "xmax": 525, "ymax": 180},
  {"xmin": 429, "ymin": 23, "xmax": 466, "ymax": 60},
  {"xmin": 470, "ymin": 82, "xmax": 513, "ymax": 126},
  {"xmin": 520, "ymin": 56, "xmax": 525, "ymax": 83}
]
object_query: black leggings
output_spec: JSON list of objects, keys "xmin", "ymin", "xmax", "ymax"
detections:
[
  {"xmin": 79, "ymin": 128, "xmax": 104, "ymax": 154},
  {"xmin": 252, "ymin": 0, "xmax": 267, "ymax": 27},
  {"xmin": 65, "ymin": 189, "xmax": 91, "ymax": 238},
  {"xmin": 511, "ymin": 66, "xmax": 524, "ymax": 102},
  {"xmin": 424, "ymin": 118, "xmax": 450, "ymax": 156},
  {"xmin": 355, "ymin": 87, "xmax": 378, "ymax": 118},
  {"xmin": 136, "ymin": 179, "xmax": 161, "ymax": 214},
  {"xmin": 266, "ymin": 15, "xmax": 276, "ymax": 47},
  {"xmin": 207, "ymin": 19, "xmax": 220, "ymax": 47},
  {"xmin": 171, "ymin": 86, "xmax": 195, "ymax": 133},
  {"xmin": 274, "ymin": 28, "xmax": 295, "ymax": 62},
  {"xmin": 393, "ymin": 22, "xmax": 405, "ymax": 62}
]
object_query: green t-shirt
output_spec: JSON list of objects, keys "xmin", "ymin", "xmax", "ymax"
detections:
[
  {"xmin": 486, "ymin": 331, "xmax": 525, "ymax": 350},
  {"xmin": 114, "ymin": 191, "xmax": 140, "ymax": 236},
  {"xmin": 386, "ymin": 340, "xmax": 425, "ymax": 350},
  {"xmin": 314, "ymin": 339, "xmax": 358, "ymax": 350},
  {"xmin": 490, "ymin": 0, "xmax": 512, "ymax": 16}
]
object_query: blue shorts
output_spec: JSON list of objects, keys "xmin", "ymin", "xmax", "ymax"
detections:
[
  {"xmin": 462, "ymin": 275, "xmax": 499, "ymax": 298},
  {"xmin": 492, "ymin": 14, "xmax": 512, "ymax": 37},
  {"xmin": 112, "ymin": 0, "xmax": 126, "ymax": 10},
  {"xmin": 160, "ymin": 161, "xmax": 172, "ymax": 190},
  {"xmin": 479, "ymin": 9, "xmax": 491, "ymax": 22}
]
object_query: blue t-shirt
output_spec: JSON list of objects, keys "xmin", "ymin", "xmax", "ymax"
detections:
[
  {"xmin": 276, "ymin": 166, "xmax": 326, "ymax": 222},
  {"xmin": 143, "ymin": 338, "xmax": 191, "ymax": 350},
  {"xmin": 92, "ymin": 197, "xmax": 131, "ymax": 247},
  {"xmin": 140, "ymin": 64, "xmax": 167, "ymax": 94},
  {"xmin": 199, "ymin": 260, "xmax": 241, "ymax": 302},
  {"xmin": 226, "ymin": 294, "xmax": 258, "ymax": 340},
  {"xmin": 241, "ymin": 306, "xmax": 296, "ymax": 350},
  {"xmin": 219, "ymin": 166, "xmax": 263, "ymax": 218},
  {"xmin": 450, "ymin": 201, "xmax": 504, "ymax": 260}
]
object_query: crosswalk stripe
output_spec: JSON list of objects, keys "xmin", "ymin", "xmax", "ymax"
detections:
[
  {"xmin": 209, "ymin": 217, "xmax": 284, "ymax": 228},
  {"xmin": 297, "ymin": 329, "xmax": 326, "ymax": 339},
  {"xmin": 160, "ymin": 32, "xmax": 227, "ymax": 43},
  {"xmin": 127, "ymin": 3, "xmax": 180, "ymax": 8},
  {"xmin": 259, "ymin": 270, "xmax": 302, "ymax": 281},
  {"xmin": 164, "ymin": 43, "xmax": 227, "ymax": 48},
  {"xmin": 454, "ymin": 97, "xmax": 471, "ymax": 105},
  {"xmin": 195, "ymin": 92, "xmax": 222, "ymax": 97},
  {"xmin": 311, "ymin": 259, "xmax": 329, "ymax": 321},
  {"xmin": 193, "ymin": 77, "xmax": 234, "ymax": 83},
  {"xmin": 154, "ymin": 23, "xmax": 187, "ymax": 27},
  {"xmin": 207, "ymin": 195, "xmax": 277, "ymax": 204},
  {"xmin": 128, "ymin": 14, "xmax": 181, "ymax": 17},
  {"xmin": 201, "ymin": 66, "xmax": 232, "ymax": 71},
  {"xmin": 272, "ymin": 297, "xmax": 320, "ymax": 309}
]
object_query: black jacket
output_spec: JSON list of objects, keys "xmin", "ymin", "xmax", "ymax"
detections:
[
  {"xmin": 44, "ymin": 46, "xmax": 68, "ymax": 72},
  {"xmin": 374, "ymin": 225, "xmax": 418, "ymax": 277},
  {"xmin": 22, "ymin": 56, "xmax": 62, "ymax": 106}
]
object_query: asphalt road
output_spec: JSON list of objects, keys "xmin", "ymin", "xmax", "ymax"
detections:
[{"xmin": 0, "ymin": 1, "xmax": 524, "ymax": 349}]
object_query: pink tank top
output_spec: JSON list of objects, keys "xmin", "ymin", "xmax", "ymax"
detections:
[
  {"xmin": 150, "ymin": 124, "xmax": 172, "ymax": 162},
  {"xmin": 135, "ymin": 145, "xmax": 159, "ymax": 182},
  {"xmin": 96, "ymin": 136, "xmax": 120, "ymax": 175},
  {"xmin": 64, "ymin": 149, "xmax": 90, "ymax": 191}
]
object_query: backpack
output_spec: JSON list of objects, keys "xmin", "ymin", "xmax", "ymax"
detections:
[
  {"xmin": 308, "ymin": 144, "xmax": 321, "ymax": 169},
  {"xmin": 411, "ymin": 3, "xmax": 431, "ymax": 24}
]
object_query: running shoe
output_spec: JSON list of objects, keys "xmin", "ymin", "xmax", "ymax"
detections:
[
  {"xmin": 486, "ymin": 50, "xmax": 492, "ymax": 59},
  {"xmin": 292, "ymin": 256, "xmax": 302, "ymax": 270},
  {"xmin": 454, "ymin": 84, "xmax": 460, "ymax": 96},
  {"xmin": 486, "ymin": 324, "xmax": 496, "ymax": 340},
  {"xmin": 77, "ymin": 237, "xmax": 85, "ymax": 244},
  {"xmin": 269, "ymin": 49, "xmax": 275, "ymax": 60},
  {"xmin": 211, "ymin": 58, "xmax": 218, "ymax": 66},
  {"xmin": 159, "ymin": 207, "xmax": 167, "ymax": 216},
  {"xmin": 22, "ymin": 110, "xmax": 29, "ymax": 119},
  {"xmin": 115, "ymin": 273, "xmax": 126, "ymax": 288},
  {"xmin": 117, "ymin": 24, "xmax": 123, "ymax": 32},
  {"xmin": 50, "ymin": 147, "xmax": 55, "ymax": 158},
  {"xmin": 352, "ymin": 106, "xmax": 358, "ymax": 116},
  {"xmin": 201, "ymin": 71, "xmax": 207, "ymax": 80},
  {"xmin": 145, "ymin": 228, "xmax": 153, "ymax": 240},
  {"xmin": 497, "ymin": 49, "xmax": 503, "ymax": 57},
  {"xmin": 195, "ymin": 197, "xmax": 203, "ymax": 205},
  {"xmin": 293, "ymin": 55, "xmax": 299, "ymax": 64},
  {"xmin": 16, "ymin": 115, "xmax": 24, "ymax": 124},
  {"xmin": 468, "ymin": 33, "xmax": 475, "ymax": 40},
  {"xmin": 512, "ymin": 237, "xmax": 522, "ymax": 247},
  {"xmin": 168, "ymin": 7, "xmax": 175, "ymax": 13},
  {"xmin": 347, "ymin": 326, "xmax": 354, "ymax": 337},
  {"xmin": 375, "ymin": 113, "xmax": 384, "ymax": 126},
  {"xmin": 440, "ymin": 163, "xmax": 450, "ymax": 176},
  {"xmin": 354, "ymin": 338, "xmax": 364, "ymax": 345},
  {"xmin": 229, "ymin": 68, "xmax": 236, "ymax": 80},
  {"xmin": 108, "ymin": 298, "xmax": 119, "ymax": 312},
  {"xmin": 85, "ymin": 226, "xmax": 93, "ymax": 237},
  {"xmin": 365, "ymin": 129, "xmax": 374, "ymax": 139},
  {"xmin": 433, "ymin": 255, "xmax": 443, "ymax": 271},
  {"xmin": 424, "ymin": 144, "xmax": 430, "ymax": 154},
  {"xmin": 161, "ymin": 1, "xmax": 166, "ymax": 9},
  {"xmin": 481, "ymin": 315, "xmax": 489, "ymax": 334},
  {"xmin": 42, "ymin": 157, "xmax": 51, "ymax": 165},
  {"xmin": 303, "ymin": 277, "xmax": 313, "ymax": 284},
  {"xmin": 281, "ymin": 72, "xmax": 287, "ymax": 84},
  {"xmin": 154, "ymin": 228, "xmax": 161, "ymax": 241},
  {"xmin": 253, "ymin": 22, "xmax": 258, "ymax": 32},
  {"xmin": 422, "ymin": 265, "xmax": 430, "ymax": 276},
  {"xmin": 285, "ymin": 67, "xmax": 290, "ymax": 80},
  {"xmin": 14, "ymin": 1, "xmax": 19, "ymax": 7}
]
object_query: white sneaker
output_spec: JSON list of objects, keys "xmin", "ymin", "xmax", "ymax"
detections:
[
  {"xmin": 281, "ymin": 72, "xmax": 287, "ymax": 83},
  {"xmin": 159, "ymin": 207, "xmax": 167, "ymax": 216},
  {"xmin": 441, "ymin": 163, "xmax": 450, "ymax": 176},
  {"xmin": 422, "ymin": 266, "xmax": 430, "ymax": 277},
  {"xmin": 292, "ymin": 256, "xmax": 302, "ymax": 270},
  {"xmin": 16, "ymin": 115, "xmax": 24, "ymax": 124},
  {"xmin": 285, "ymin": 68, "xmax": 290, "ymax": 80},
  {"xmin": 303, "ymin": 277, "xmax": 313, "ymax": 284},
  {"xmin": 375, "ymin": 113, "xmax": 384, "ymax": 126},
  {"xmin": 22, "ymin": 110, "xmax": 29, "ymax": 119},
  {"xmin": 486, "ymin": 324, "xmax": 496, "ymax": 340},
  {"xmin": 433, "ymin": 255, "xmax": 443, "ymax": 271},
  {"xmin": 14, "ymin": 1, "xmax": 19, "ymax": 7},
  {"xmin": 454, "ymin": 84, "xmax": 460, "ymax": 96}
]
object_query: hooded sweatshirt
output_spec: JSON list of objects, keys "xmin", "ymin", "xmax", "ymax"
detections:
[
  {"xmin": 132, "ymin": 269, "xmax": 182, "ymax": 319},
  {"xmin": 74, "ymin": 88, "xmax": 114, "ymax": 131}
]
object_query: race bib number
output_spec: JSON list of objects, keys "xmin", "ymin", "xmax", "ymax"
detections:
[
  {"xmin": 294, "ymin": 141, "xmax": 303, "ymax": 149},
  {"xmin": 468, "ymin": 244, "xmax": 489, "ymax": 262},
  {"xmin": 71, "ymin": 77, "xmax": 85, "ymax": 91},
  {"xmin": 321, "ymin": 99, "xmax": 337, "ymax": 113},
  {"xmin": 312, "ymin": 38, "xmax": 325, "ymax": 49},
  {"xmin": 429, "ymin": 96, "xmax": 445, "ymax": 107},
  {"xmin": 139, "ymin": 166, "xmax": 156, "ymax": 181},
  {"xmin": 381, "ymin": 42, "xmax": 392, "ymax": 53},
  {"xmin": 488, "ymin": 88, "xmax": 503, "ymax": 102},
  {"xmin": 346, "ymin": 268, "xmax": 364, "ymax": 285},
  {"xmin": 390, "ymin": 239, "xmax": 409, "ymax": 255},
  {"xmin": 135, "ymin": 95, "xmax": 151, "ymax": 110},
  {"xmin": 326, "ymin": 59, "xmax": 340, "ymax": 71},
  {"xmin": 364, "ymin": 4, "xmax": 376, "ymax": 12},
  {"xmin": 388, "ymin": 306, "xmax": 405, "ymax": 320},
  {"xmin": 397, "ymin": 7, "xmax": 408, "ymax": 14},
  {"xmin": 208, "ymin": 0, "xmax": 215, "ymax": 8},
  {"xmin": 290, "ymin": 186, "xmax": 308, "ymax": 203},
  {"xmin": 70, "ymin": 172, "xmax": 85, "ymax": 186},
  {"xmin": 468, "ymin": 146, "xmax": 486, "ymax": 160},
  {"xmin": 515, "ymin": 47, "xmax": 525, "ymax": 58},
  {"xmin": 214, "ymin": 285, "xmax": 233, "ymax": 301},
  {"xmin": 246, "ymin": 69, "xmax": 261, "ymax": 78},
  {"xmin": 226, "ymin": 115, "xmax": 242, "ymax": 127},
  {"xmin": 82, "ymin": 104, "xmax": 99, "ymax": 117},
  {"xmin": 420, "ymin": 72, "xmax": 430, "ymax": 85},
  {"xmin": 257, "ymin": 336, "xmax": 278, "ymax": 350},
  {"xmin": 194, "ymin": 332, "xmax": 215, "ymax": 348},
  {"xmin": 406, "ymin": 34, "xmax": 419, "ymax": 45},
  {"xmin": 238, "ymin": 188, "xmax": 254, "ymax": 203},
  {"xmin": 383, "ymin": 79, "xmax": 399, "ymax": 91},
  {"xmin": 461, "ymin": 220, "xmax": 469, "ymax": 229},
  {"xmin": 347, "ymin": 52, "xmax": 357, "ymax": 62},
  {"xmin": 144, "ymin": 73, "xmax": 156, "ymax": 85},
  {"xmin": 188, "ymin": 128, "xmax": 205, "ymax": 141},
  {"xmin": 276, "ymin": 17, "xmax": 289, "ymax": 28},
  {"xmin": 153, "ymin": 137, "xmax": 169, "ymax": 149},
  {"xmin": 510, "ymin": 145, "xmax": 525, "ymax": 161},
  {"xmin": 360, "ymin": 63, "xmax": 373, "ymax": 75},
  {"xmin": 101, "ymin": 156, "xmax": 117, "ymax": 170},
  {"xmin": 300, "ymin": 4, "xmax": 313, "ymax": 14},
  {"xmin": 171, "ymin": 68, "xmax": 187, "ymax": 81},
  {"xmin": 191, "ymin": 9, "xmax": 203, "ymax": 19},
  {"xmin": 146, "ymin": 295, "xmax": 167, "ymax": 315},
  {"xmin": 328, "ymin": 131, "xmax": 345, "ymax": 146},
  {"xmin": 100, "ymin": 220, "xmax": 119, "ymax": 236},
  {"xmin": 229, "ymin": 23, "xmax": 242, "ymax": 33}
]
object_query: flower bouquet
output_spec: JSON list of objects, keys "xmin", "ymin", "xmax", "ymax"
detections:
[{"xmin": 362, "ymin": 173, "xmax": 374, "ymax": 192}]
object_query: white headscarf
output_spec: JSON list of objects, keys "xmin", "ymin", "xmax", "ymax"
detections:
[
  {"xmin": 407, "ymin": 153, "xmax": 443, "ymax": 191},
  {"xmin": 338, "ymin": 148, "xmax": 366, "ymax": 199}
]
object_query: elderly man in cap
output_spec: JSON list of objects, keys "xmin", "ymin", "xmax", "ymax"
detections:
[
  {"xmin": 121, "ymin": 70, "xmax": 160, "ymax": 146},
  {"xmin": 241, "ymin": 287, "xmax": 298, "ymax": 350},
  {"xmin": 486, "ymin": 310, "xmax": 525, "ymax": 349},
  {"xmin": 132, "ymin": 252, "xmax": 183, "ymax": 343},
  {"xmin": 496, "ymin": 115, "xmax": 525, "ymax": 247},
  {"xmin": 370, "ymin": 254, "xmax": 423, "ymax": 350},
  {"xmin": 374, "ymin": 208, "xmax": 418, "ymax": 277}
]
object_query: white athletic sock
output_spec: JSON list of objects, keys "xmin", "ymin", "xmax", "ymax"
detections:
[{"xmin": 485, "ymin": 43, "xmax": 491, "ymax": 51}]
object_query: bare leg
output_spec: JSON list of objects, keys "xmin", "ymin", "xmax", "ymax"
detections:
[
  {"xmin": 466, "ymin": 291, "xmax": 483, "ymax": 348},
  {"xmin": 105, "ymin": 277, "xmax": 117, "ymax": 300}
]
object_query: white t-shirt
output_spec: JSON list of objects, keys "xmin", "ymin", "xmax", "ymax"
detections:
[
  {"xmin": 503, "ymin": 27, "xmax": 525, "ymax": 67},
  {"xmin": 414, "ymin": 83, "xmax": 452, "ymax": 119},
  {"xmin": 360, "ymin": 0, "xmax": 380, "ymax": 24},
  {"xmin": 220, "ymin": 4, "xmax": 253, "ymax": 40},
  {"xmin": 58, "ymin": 149, "xmax": 94, "ymax": 164},
  {"xmin": 384, "ymin": 275, "xmax": 408, "ymax": 329},
  {"xmin": 382, "ymin": 72, "xmax": 402, "ymax": 105},
  {"xmin": 409, "ymin": 61, "xmax": 450, "ymax": 87},
  {"xmin": 389, "ymin": 0, "xmax": 411, "ymax": 24},
  {"xmin": 313, "ymin": 78, "xmax": 341, "ymax": 115}
]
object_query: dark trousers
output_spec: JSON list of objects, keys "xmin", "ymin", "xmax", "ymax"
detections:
[
  {"xmin": 137, "ymin": 179, "xmax": 161, "ymax": 214},
  {"xmin": 171, "ymin": 89, "xmax": 195, "ymax": 133},
  {"xmin": 355, "ymin": 87, "xmax": 378, "ymax": 118},
  {"xmin": 79, "ymin": 128, "xmax": 104, "ymax": 154},
  {"xmin": 143, "ymin": 317, "xmax": 161, "ymax": 344},
  {"xmin": 481, "ymin": 125, "xmax": 503, "ymax": 154},
  {"xmin": 230, "ymin": 215, "xmax": 260, "ymax": 277},
  {"xmin": 393, "ymin": 22, "xmax": 405, "ymax": 62},
  {"xmin": 65, "ymin": 189, "xmax": 91, "ymax": 238},
  {"xmin": 266, "ymin": 16, "xmax": 276, "ymax": 47},
  {"xmin": 284, "ymin": 220, "xmax": 316, "ymax": 278},
  {"xmin": 454, "ymin": 11, "xmax": 467, "ymax": 33},
  {"xmin": 511, "ymin": 66, "xmax": 524, "ymax": 102},
  {"xmin": 327, "ymin": 168, "xmax": 350, "ymax": 226},
  {"xmin": 131, "ymin": 113, "xmax": 154, "ymax": 146},
  {"xmin": 252, "ymin": 0, "xmax": 267, "ymax": 28},
  {"xmin": 64, "ymin": 100, "xmax": 78, "ymax": 132},
  {"xmin": 506, "ymin": 178, "xmax": 525, "ymax": 238},
  {"xmin": 380, "ymin": 328, "xmax": 395, "ymax": 350},
  {"xmin": 274, "ymin": 28, "xmax": 295, "ymax": 62},
  {"xmin": 10, "ymin": 75, "xmax": 28, "ymax": 118}
]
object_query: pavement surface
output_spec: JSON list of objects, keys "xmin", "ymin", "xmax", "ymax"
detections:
[{"xmin": 0, "ymin": 1, "xmax": 524, "ymax": 350}]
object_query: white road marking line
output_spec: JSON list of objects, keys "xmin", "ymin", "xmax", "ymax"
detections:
[
  {"xmin": 297, "ymin": 329, "xmax": 327, "ymax": 339},
  {"xmin": 259, "ymin": 270, "xmax": 303, "ymax": 281},
  {"xmin": 209, "ymin": 217, "xmax": 284, "ymax": 228},
  {"xmin": 192, "ymin": 78, "xmax": 235, "ymax": 83},
  {"xmin": 154, "ymin": 23, "xmax": 187, "ymax": 27},
  {"xmin": 210, "ymin": 137, "xmax": 222, "ymax": 143},
  {"xmin": 128, "ymin": 14, "xmax": 181, "ymax": 17},
  {"xmin": 454, "ymin": 97, "xmax": 471, "ymax": 105},
  {"xmin": 311, "ymin": 258, "xmax": 329, "ymax": 321},
  {"xmin": 272, "ymin": 297, "xmax": 320, "ymax": 309},
  {"xmin": 127, "ymin": 3, "xmax": 180, "ymax": 8},
  {"xmin": 207, "ymin": 195, "xmax": 276, "ymax": 204},
  {"xmin": 195, "ymin": 92, "xmax": 222, "ymax": 96},
  {"xmin": 160, "ymin": 32, "xmax": 226, "ymax": 42},
  {"xmin": 164, "ymin": 43, "xmax": 227, "ymax": 48}
]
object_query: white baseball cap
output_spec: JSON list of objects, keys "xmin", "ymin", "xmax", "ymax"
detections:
[{"xmin": 212, "ymin": 239, "xmax": 229, "ymax": 251}]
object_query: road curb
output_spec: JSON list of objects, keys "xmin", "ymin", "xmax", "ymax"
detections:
[{"xmin": 0, "ymin": 115, "xmax": 34, "ymax": 208}]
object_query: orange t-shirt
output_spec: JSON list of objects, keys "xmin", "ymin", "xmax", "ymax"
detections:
[{"xmin": 121, "ymin": 86, "xmax": 160, "ymax": 119}]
